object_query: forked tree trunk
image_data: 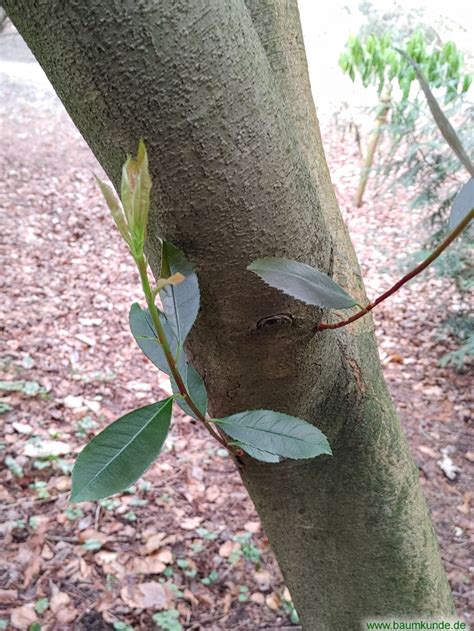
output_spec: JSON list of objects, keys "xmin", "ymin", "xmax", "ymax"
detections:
[{"xmin": 4, "ymin": 1, "xmax": 455, "ymax": 628}]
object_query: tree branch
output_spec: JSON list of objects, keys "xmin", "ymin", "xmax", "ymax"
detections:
[{"xmin": 317, "ymin": 208, "xmax": 473, "ymax": 331}]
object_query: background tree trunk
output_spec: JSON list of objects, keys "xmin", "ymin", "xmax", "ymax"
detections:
[
  {"xmin": 4, "ymin": 0, "xmax": 455, "ymax": 627},
  {"xmin": 354, "ymin": 87, "xmax": 392, "ymax": 207}
]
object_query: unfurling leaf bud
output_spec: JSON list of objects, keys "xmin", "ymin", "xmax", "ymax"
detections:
[
  {"xmin": 120, "ymin": 139, "xmax": 152, "ymax": 259},
  {"xmin": 94, "ymin": 176, "xmax": 132, "ymax": 248},
  {"xmin": 97, "ymin": 140, "xmax": 152, "ymax": 260}
]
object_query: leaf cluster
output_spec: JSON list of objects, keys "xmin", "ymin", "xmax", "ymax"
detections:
[
  {"xmin": 71, "ymin": 143, "xmax": 333, "ymax": 503},
  {"xmin": 72, "ymin": 134, "xmax": 472, "ymax": 503},
  {"xmin": 339, "ymin": 31, "xmax": 471, "ymax": 102}
]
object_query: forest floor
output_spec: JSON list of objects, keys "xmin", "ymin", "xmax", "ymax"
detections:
[{"xmin": 0, "ymin": 29, "xmax": 473, "ymax": 631}]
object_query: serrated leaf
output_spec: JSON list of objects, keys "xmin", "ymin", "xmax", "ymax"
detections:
[
  {"xmin": 231, "ymin": 441, "xmax": 281, "ymax": 463},
  {"xmin": 449, "ymin": 178, "xmax": 474, "ymax": 230},
  {"xmin": 129, "ymin": 303, "xmax": 193, "ymax": 408},
  {"xmin": 129, "ymin": 303, "xmax": 179, "ymax": 375},
  {"xmin": 160, "ymin": 242, "xmax": 200, "ymax": 343},
  {"xmin": 71, "ymin": 399, "xmax": 173, "ymax": 502},
  {"xmin": 213, "ymin": 410, "xmax": 332, "ymax": 460},
  {"xmin": 185, "ymin": 365, "xmax": 208, "ymax": 416},
  {"xmin": 248, "ymin": 258, "xmax": 357, "ymax": 309},
  {"xmin": 171, "ymin": 363, "xmax": 208, "ymax": 419}
]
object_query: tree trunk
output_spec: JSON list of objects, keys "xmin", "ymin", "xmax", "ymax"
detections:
[
  {"xmin": 4, "ymin": 1, "xmax": 455, "ymax": 627},
  {"xmin": 354, "ymin": 88, "xmax": 392, "ymax": 207}
]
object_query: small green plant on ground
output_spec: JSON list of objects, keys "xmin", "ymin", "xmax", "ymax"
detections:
[
  {"xmin": 0, "ymin": 379, "xmax": 46, "ymax": 396},
  {"xmin": 152, "ymin": 609, "xmax": 182, "ymax": 631},
  {"xmin": 113, "ymin": 622, "xmax": 134, "ymax": 631},
  {"xmin": 34, "ymin": 598, "xmax": 49, "ymax": 615}
]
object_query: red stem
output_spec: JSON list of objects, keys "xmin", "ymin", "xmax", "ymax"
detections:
[{"xmin": 316, "ymin": 207, "xmax": 473, "ymax": 331}]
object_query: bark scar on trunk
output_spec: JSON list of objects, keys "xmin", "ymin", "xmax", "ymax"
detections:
[
  {"xmin": 347, "ymin": 356, "xmax": 366, "ymax": 395},
  {"xmin": 256, "ymin": 313, "xmax": 294, "ymax": 329}
]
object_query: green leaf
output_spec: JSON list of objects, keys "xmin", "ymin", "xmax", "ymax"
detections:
[
  {"xmin": 213, "ymin": 409, "xmax": 332, "ymax": 460},
  {"xmin": 152, "ymin": 609, "xmax": 183, "ymax": 631},
  {"xmin": 185, "ymin": 365, "xmax": 207, "ymax": 416},
  {"xmin": 339, "ymin": 52, "xmax": 349, "ymax": 73},
  {"xmin": 160, "ymin": 242, "xmax": 200, "ymax": 343},
  {"xmin": 82, "ymin": 538, "xmax": 103, "ymax": 551},
  {"xmin": 171, "ymin": 363, "xmax": 208, "ymax": 419},
  {"xmin": 248, "ymin": 258, "xmax": 357, "ymax": 309},
  {"xmin": 34, "ymin": 598, "xmax": 49, "ymax": 615},
  {"xmin": 462, "ymin": 74, "xmax": 472, "ymax": 93},
  {"xmin": 129, "ymin": 303, "xmax": 179, "ymax": 375},
  {"xmin": 0, "ymin": 380, "xmax": 45, "ymax": 396},
  {"xmin": 396, "ymin": 49, "xmax": 474, "ymax": 178},
  {"xmin": 71, "ymin": 399, "xmax": 173, "ymax": 502},
  {"xmin": 449, "ymin": 178, "xmax": 474, "ymax": 230},
  {"xmin": 231, "ymin": 441, "xmax": 281, "ymax": 463},
  {"xmin": 95, "ymin": 176, "xmax": 131, "ymax": 247},
  {"xmin": 129, "ymin": 303, "xmax": 200, "ymax": 415}
]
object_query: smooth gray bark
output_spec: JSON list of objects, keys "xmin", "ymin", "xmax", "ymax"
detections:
[{"xmin": 4, "ymin": 1, "xmax": 455, "ymax": 628}]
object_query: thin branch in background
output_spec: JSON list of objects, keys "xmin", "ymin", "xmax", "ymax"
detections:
[{"xmin": 317, "ymin": 208, "xmax": 473, "ymax": 331}]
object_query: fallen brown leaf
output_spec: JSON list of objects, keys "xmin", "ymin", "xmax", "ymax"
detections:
[
  {"xmin": 244, "ymin": 521, "xmax": 260, "ymax": 534},
  {"xmin": 142, "ymin": 532, "xmax": 166, "ymax": 554},
  {"xmin": 155, "ymin": 548, "xmax": 174, "ymax": 564},
  {"xmin": 0, "ymin": 589, "xmax": 18, "ymax": 604},
  {"xmin": 10, "ymin": 605, "xmax": 37, "ymax": 629},
  {"xmin": 218, "ymin": 540, "xmax": 240, "ymax": 558},
  {"xmin": 250, "ymin": 592, "xmax": 265, "ymax": 605},
  {"xmin": 131, "ymin": 554, "xmax": 166, "ymax": 575},
  {"xmin": 265, "ymin": 592, "xmax": 281, "ymax": 611},
  {"xmin": 120, "ymin": 581, "xmax": 174, "ymax": 610},
  {"xmin": 139, "ymin": 582, "xmax": 173, "ymax": 609},
  {"xmin": 180, "ymin": 516, "xmax": 202, "ymax": 530},
  {"xmin": 50, "ymin": 591, "xmax": 72, "ymax": 613},
  {"xmin": 254, "ymin": 569, "xmax": 272, "ymax": 592},
  {"xmin": 205, "ymin": 485, "xmax": 221, "ymax": 502},
  {"xmin": 78, "ymin": 529, "xmax": 108, "ymax": 545},
  {"xmin": 56, "ymin": 605, "xmax": 78, "ymax": 624},
  {"xmin": 457, "ymin": 492, "xmax": 472, "ymax": 515},
  {"xmin": 282, "ymin": 586, "xmax": 292, "ymax": 602},
  {"xmin": 418, "ymin": 445, "xmax": 438, "ymax": 459}
]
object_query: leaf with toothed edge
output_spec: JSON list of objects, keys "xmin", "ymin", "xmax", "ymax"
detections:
[
  {"xmin": 170, "ymin": 363, "xmax": 208, "ymax": 419},
  {"xmin": 213, "ymin": 409, "xmax": 331, "ymax": 460},
  {"xmin": 248, "ymin": 258, "xmax": 357, "ymax": 309},
  {"xmin": 129, "ymin": 303, "xmax": 180, "ymax": 375},
  {"xmin": 129, "ymin": 303, "xmax": 207, "ymax": 418},
  {"xmin": 160, "ymin": 242, "xmax": 200, "ymax": 343},
  {"xmin": 71, "ymin": 399, "xmax": 173, "ymax": 502},
  {"xmin": 231, "ymin": 441, "xmax": 281, "ymax": 463}
]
